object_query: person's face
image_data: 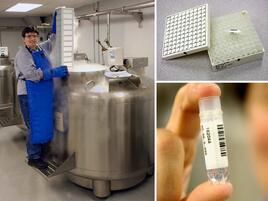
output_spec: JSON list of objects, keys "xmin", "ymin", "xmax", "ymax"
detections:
[
  {"xmin": 246, "ymin": 84, "xmax": 268, "ymax": 197},
  {"xmin": 23, "ymin": 32, "xmax": 39, "ymax": 49}
]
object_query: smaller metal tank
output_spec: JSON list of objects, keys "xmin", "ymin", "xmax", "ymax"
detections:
[{"xmin": 0, "ymin": 56, "xmax": 21, "ymax": 127}]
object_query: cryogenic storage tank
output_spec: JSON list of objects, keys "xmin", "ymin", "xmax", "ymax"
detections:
[
  {"xmin": 0, "ymin": 56, "xmax": 21, "ymax": 127},
  {"xmin": 0, "ymin": 57, "xmax": 13, "ymax": 105},
  {"xmin": 46, "ymin": 63, "xmax": 154, "ymax": 198}
]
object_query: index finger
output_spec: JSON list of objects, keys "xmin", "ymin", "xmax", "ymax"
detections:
[{"xmin": 166, "ymin": 83, "xmax": 221, "ymax": 139}]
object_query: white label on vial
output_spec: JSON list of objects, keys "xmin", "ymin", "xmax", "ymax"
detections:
[{"xmin": 201, "ymin": 119, "xmax": 228, "ymax": 170}]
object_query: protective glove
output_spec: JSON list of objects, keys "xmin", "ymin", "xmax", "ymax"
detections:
[
  {"xmin": 51, "ymin": 11, "xmax": 57, "ymax": 34},
  {"xmin": 43, "ymin": 66, "xmax": 69, "ymax": 80}
]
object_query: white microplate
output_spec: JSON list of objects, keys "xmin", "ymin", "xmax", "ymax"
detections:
[
  {"xmin": 55, "ymin": 7, "xmax": 74, "ymax": 68},
  {"xmin": 208, "ymin": 10, "xmax": 265, "ymax": 71},
  {"xmin": 162, "ymin": 4, "xmax": 210, "ymax": 59}
]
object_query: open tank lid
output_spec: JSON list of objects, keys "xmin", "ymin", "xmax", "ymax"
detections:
[{"xmin": 69, "ymin": 63, "xmax": 107, "ymax": 73}]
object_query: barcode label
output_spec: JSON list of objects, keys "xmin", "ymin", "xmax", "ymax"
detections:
[
  {"xmin": 217, "ymin": 124, "xmax": 227, "ymax": 157},
  {"xmin": 200, "ymin": 120, "xmax": 228, "ymax": 170}
]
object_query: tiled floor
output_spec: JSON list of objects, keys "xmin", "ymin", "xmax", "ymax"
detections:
[{"xmin": 0, "ymin": 126, "xmax": 154, "ymax": 201}]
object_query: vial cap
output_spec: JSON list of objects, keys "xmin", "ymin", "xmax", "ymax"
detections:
[{"xmin": 199, "ymin": 96, "xmax": 221, "ymax": 113}]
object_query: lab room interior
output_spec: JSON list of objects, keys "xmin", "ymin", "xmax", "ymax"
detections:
[
  {"xmin": 0, "ymin": 0, "xmax": 154, "ymax": 200},
  {"xmin": 3, "ymin": 0, "xmax": 268, "ymax": 201}
]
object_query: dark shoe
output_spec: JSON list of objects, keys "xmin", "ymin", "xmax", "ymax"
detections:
[{"xmin": 28, "ymin": 158, "xmax": 48, "ymax": 169}]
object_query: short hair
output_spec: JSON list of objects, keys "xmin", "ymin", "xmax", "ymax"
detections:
[{"xmin": 21, "ymin": 26, "xmax": 39, "ymax": 38}]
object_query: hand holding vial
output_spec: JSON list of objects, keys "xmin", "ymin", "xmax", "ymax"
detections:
[
  {"xmin": 199, "ymin": 96, "xmax": 229, "ymax": 183},
  {"xmin": 157, "ymin": 83, "xmax": 233, "ymax": 201}
]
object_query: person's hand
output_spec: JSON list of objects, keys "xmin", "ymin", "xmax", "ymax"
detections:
[
  {"xmin": 43, "ymin": 66, "xmax": 69, "ymax": 80},
  {"xmin": 51, "ymin": 11, "xmax": 57, "ymax": 34},
  {"xmin": 157, "ymin": 83, "xmax": 233, "ymax": 201},
  {"xmin": 51, "ymin": 66, "xmax": 69, "ymax": 78}
]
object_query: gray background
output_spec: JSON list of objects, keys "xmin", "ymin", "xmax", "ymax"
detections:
[{"xmin": 157, "ymin": 0, "xmax": 268, "ymax": 81}]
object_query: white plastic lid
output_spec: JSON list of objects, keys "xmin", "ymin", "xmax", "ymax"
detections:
[
  {"xmin": 69, "ymin": 63, "xmax": 107, "ymax": 72},
  {"xmin": 199, "ymin": 96, "xmax": 222, "ymax": 113},
  {"xmin": 104, "ymin": 71, "xmax": 132, "ymax": 78}
]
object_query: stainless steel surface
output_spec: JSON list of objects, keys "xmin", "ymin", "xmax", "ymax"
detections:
[
  {"xmin": 124, "ymin": 57, "xmax": 149, "ymax": 76},
  {"xmin": 107, "ymin": 13, "xmax": 111, "ymax": 43},
  {"xmin": 0, "ymin": 126, "xmax": 154, "ymax": 201},
  {"xmin": 93, "ymin": 180, "xmax": 111, "ymax": 198},
  {"xmin": 50, "ymin": 63, "xmax": 154, "ymax": 197},
  {"xmin": 74, "ymin": 53, "xmax": 91, "ymax": 63},
  {"xmin": 124, "ymin": 1, "xmax": 155, "ymax": 11},
  {"xmin": 0, "ymin": 57, "xmax": 12, "ymax": 105},
  {"xmin": 67, "ymin": 172, "xmax": 146, "ymax": 190},
  {"xmin": 0, "ymin": 56, "xmax": 21, "ymax": 127}
]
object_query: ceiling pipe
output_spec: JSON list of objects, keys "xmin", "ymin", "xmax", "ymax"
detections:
[
  {"xmin": 76, "ymin": 0, "xmax": 154, "ymax": 19},
  {"xmin": 106, "ymin": 13, "xmax": 110, "ymax": 45}
]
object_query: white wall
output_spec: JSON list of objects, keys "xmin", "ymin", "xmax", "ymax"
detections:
[
  {"xmin": 0, "ymin": 18, "xmax": 26, "ymax": 58},
  {"xmin": 0, "ymin": 0, "xmax": 155, "ymax": 78},
  {"xmin": 75, "ymin": 0, "xmax": 155, "ymax": 78},
  {"xmin": 0, "ymin": 18, "xmax": 48, "ymax": 59},
  {"xmin": 0, "ymin": 31, "xmax": 23, "ymax": 58}
]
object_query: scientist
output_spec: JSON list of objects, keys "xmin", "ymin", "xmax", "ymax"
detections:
[{"xmin": 15, "ymin": 11, "xmax": 69, "ymax": 169}]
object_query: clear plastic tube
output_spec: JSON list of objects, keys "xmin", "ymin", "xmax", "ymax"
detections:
[{"xmin": 199, "ymin": 96, "xmax": 229, "ymax": 183}]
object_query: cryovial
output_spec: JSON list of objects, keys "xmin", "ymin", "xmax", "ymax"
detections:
[{"xmin": 199, "ymin": 96, "xmax": 229, "ymax": 183}]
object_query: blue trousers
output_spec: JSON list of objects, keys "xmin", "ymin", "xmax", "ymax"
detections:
[{"xmin": 18, "ymin": 95, "xmax": 43, "ymax": 159}]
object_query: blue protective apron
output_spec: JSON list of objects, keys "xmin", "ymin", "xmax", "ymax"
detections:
[{"xmin": 25, "ymin": 47, "xmax": 54, "ymax": 144}]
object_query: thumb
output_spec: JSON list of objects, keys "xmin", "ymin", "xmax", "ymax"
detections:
[{"xmin": 182, "ymin": 181, "xmax": 233, "ymax": 201}]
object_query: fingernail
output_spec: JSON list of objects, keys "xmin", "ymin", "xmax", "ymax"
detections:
[
  {"xmin": 191, "ymin": 83, "xmax": 221, "ymax": 97},
  {"xmin": 226, "ymin": 182, "xmax": 233, "ymax": 189},
  {"xmin": 224, "ymin": 182, "xmax": 233, "ymax": 195}
]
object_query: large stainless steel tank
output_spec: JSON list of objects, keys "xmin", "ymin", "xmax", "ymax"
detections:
[
  {"xmin": 49, "ymin": 63, "xmax": 154, "ymax": 198},
  {"xmin": 0, "ymin": 56, "xmax": 20, "ymax": 126}
]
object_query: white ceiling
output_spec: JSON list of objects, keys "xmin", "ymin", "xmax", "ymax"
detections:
[{"xmin": 0, "ymin": 0, "xmax": 98, "ymax": 17}]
